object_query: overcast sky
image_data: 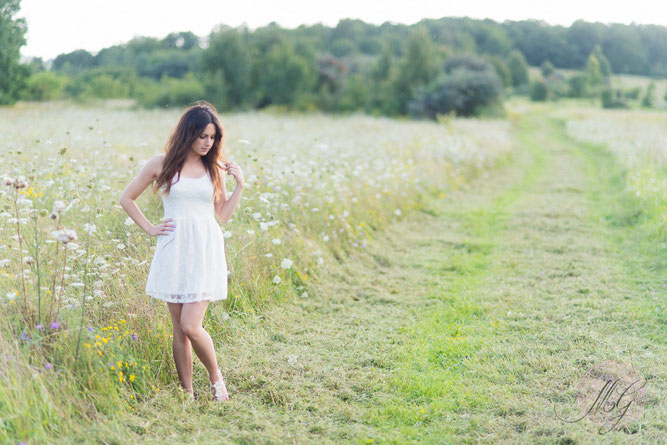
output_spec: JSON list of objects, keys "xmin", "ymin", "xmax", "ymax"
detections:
[{"xmin": 18, "ymin": 0, "xmax": 666, "ymax": 60}]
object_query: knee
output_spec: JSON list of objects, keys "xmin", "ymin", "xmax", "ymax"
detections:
[{"xmin": 181, "ymin": 323, "xmax": 201, "ymax": 339}]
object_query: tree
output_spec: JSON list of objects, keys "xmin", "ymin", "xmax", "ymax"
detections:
[
  {"xmin": 641, "ymin": 83, "xmax": 656, "ymax": 108},
  {"xmin": 0, "ymin": 0, "xmax": 29, "ymax": 104},
  {"xmin": 52, "ymin": 49, "xmax": 96, "ymax": 74},
  {"xmin": 507, "ymin": 50, "xmax": 529, "ymax": 87},
  {"xmin": 390, "ymin": 26, "xmax": 440, "ymax": 115},
  {"xmin": 585, "ymin": 53, "xmax": 603, "ymax": 88},
  {"xmin": 592, "ymin": 45, "xmax": 612, "ymax": 79},
  {"xmin": 540, "ymin": 61, "xmax": 555, "ymax": 78},
  {"xmin": 201, "ymin": 29, "xmax": 252, "ymax": 108}
]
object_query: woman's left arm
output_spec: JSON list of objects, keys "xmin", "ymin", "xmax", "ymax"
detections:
[{"xmin": 215, "ymin": 162, "xmax": 245, "ymax": 224}]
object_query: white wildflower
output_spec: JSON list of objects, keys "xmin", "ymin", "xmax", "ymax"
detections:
[
  {"xmin": 223, "ymin": 230, "xmax": 232, "ymax": 238},
  {"xmin": 51, "ymin": 228, "xmax": 77, "ymax": 244},
  {"xmin": 287, "ymin": 354, "xmax": 298, "ymax": 365},
  {"xmin": 281, "ymin": 258, "xmax": 292, "ymax": 269},
  {"xmin": 272, "ymin": 238, "xmax": 281, "ymax": 245},
  {"xmin": 272, "ymin": 275, "xmax": 281, "ymax": 284},
  {"xmin": 124, "ymin": 217, "xmax": 134, "ymax": 226},
  {"xmin": 264, "ymin": 253, "xmax": 273, "ymax": 258},
  {"xmin": 259, "ymin": 222, "xmax": 269, "ymax": 231},
  {"xmin": 300, "ymin": 292, "xmax": 308, "ymax": 298},
  {"xmin": 247, "ymin": 229, "xmax": 255, "ymax": 235},
  {"xmin": 395, "ymin": 209, "xmax": 402, "ymax": 216},
  {"xmin": 82, "ymin": 223, "xmax": 96, "ymax": 234}
]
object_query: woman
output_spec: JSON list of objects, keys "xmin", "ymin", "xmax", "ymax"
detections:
[{"xmin": 119, "ymin": 100, "xmax": 244, "ymax": 402}]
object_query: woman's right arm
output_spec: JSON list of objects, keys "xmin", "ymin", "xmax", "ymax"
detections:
[{"xmin": 119, "ymin": 154, "xmax": 174, "ymax": 237}]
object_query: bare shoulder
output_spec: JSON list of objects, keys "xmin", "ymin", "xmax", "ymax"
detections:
[{"xmin": 141, "ymin": 154, "xmax": 166, "ymax": 179}]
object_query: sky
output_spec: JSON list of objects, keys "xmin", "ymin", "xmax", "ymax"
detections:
[{"xmin": 18, "ymin": 0, "xmax": 667, "ymax": 60}]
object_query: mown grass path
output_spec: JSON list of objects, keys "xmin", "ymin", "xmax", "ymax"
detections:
[{"xmin": 60, "ymin": 110, "xmax": 664, "ymax": 444}]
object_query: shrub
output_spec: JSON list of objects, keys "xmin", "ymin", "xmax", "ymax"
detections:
[
  {"xmin": 601, "ymin": 88, "xmax": 628, "ymax": 109},
  {"xmin": 22, "ymin": 72, "xmax": 67, "ymax": 101},
  {"xmin": 136, "ymin": 73, "xmax": 205, "ymax": 108},
  {"xmin": 408, "ymin": 68, "xmax": 503, "ymax": 119},
  {"xmin": 530, "ymin": 80, "xmax": 548, "ymax": 101}
]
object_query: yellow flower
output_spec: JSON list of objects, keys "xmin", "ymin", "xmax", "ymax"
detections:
[
  {"xmin": 97, "ymin": 349, "xmax": 102, "ymax": 356},
  {"xmin": 84, "ymin": 343, "xmax": 91, "ymax": 348},
  {"xmin": 38, "ymin": 192, "xmax": 44, "ymax": 197},
  {"xmin": 102, "ymin": 338, "xmax": 108, "ymax": 344},
  {"xmin": 129, "ymin": 375, "xmax": 135, "ymax": 382},
  {"xmin": 95, "ymin": 334, "xmax": 101, "ymax": 339}
]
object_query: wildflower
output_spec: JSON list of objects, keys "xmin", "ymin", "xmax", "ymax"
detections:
[
  {"xmin": 82, "ymin": 223, "xmax": 96, "ymax": 235},
  {"xmin": 395, "ymin": 209, "xmax": 402, "ymax": 216},
  {"xmin": 272, "ymin": 275, "xmax": 281, "ymax": 284},
  {"xmin": 259, "ymin": 222, "xmax": 269, "ymax": 231},
  {"xmin": 131, "ymin": 334, "xmax": 138, "ymax": 340},
  {"xmin": 264, "ymin": 253, "xmax": 273, "ymax": 258},
  {"xmin": 13, "ymin": 177, "xmax": 28, "ymax": 189},
  {"xmin": 247, "ymin": 229, "xmax": 255, "ymax": 234},
  {"xmin": 45, "ymin": 363, "xmax": 52, "ymax": 370},
  {"xmin": 23, "ymin": 256, "xmax": 35, "ymax": 266},
  {"xmin": 36, "ymin": 324, "xmax": 43, "ymax": 330},
  {"xmin": 272, "ymin": 238, "xmax": 281, "ymax": 245},
  {"xmin": 223, "ymin": 230, "xmax": 232, "ymax": 238},
  {"xmin": 129, "ymin": 374, "xmax": 135, "ymax": 382},
  {"xmin": 51, "ymin": 228, "xmax": 77, "ymax": 244},
  {"xmin": 124, "ymin": 217, "xmax": 134, "ymax": 226},
  {"xmin": 3, "ymin": 176, "xmax": 15, "ymax": 186},
  {"xmin": 287, "ymin": 354, "xmax": 298, "ymax": 365},
  {"xmin": 50, "ymin": 321, "xmax": 61, "ymax": 329},
  {"xmin": 281, "ymin": 258, "xmax": 293, "ymax": 269},
  {"xmin": 300, "ymin": 292, "xmax": 308, "ymax": 298}
]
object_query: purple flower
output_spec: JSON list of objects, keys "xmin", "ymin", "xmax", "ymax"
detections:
[
  {"xmin": 88, "ymin": 327, "xmax": 94, "ymax": 332},
  {"xmin": 45, "ymin": 363, "xmax": 52, "ymax": 370},
  {"xmin": 131, "ymin": 334, "xmax": 138, "ymax": 340},
  {"xmin": 50, "ymin": 321, "xmax": 61, "ymax": 329},
  {"xmin": 36, "ymin": 324, "xmax": 43, "ymax": 330},
  {"xmin": 21, "ymin": 331, "xmax": 28, "ymax": 341}
]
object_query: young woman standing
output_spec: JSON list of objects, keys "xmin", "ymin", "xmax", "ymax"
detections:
[{"xmin": 119, "ymin": 101, "xmax": 244, "ymax": 401}]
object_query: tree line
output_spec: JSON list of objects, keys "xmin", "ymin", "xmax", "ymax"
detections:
[{"xmin": 2, "ymin": 0, "xmax": 666, "ymax": 116}]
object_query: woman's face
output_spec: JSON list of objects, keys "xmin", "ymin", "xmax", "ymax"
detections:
[{"xmin": 190, "ymin": 123, "xmax": 216, "ymax": 157}]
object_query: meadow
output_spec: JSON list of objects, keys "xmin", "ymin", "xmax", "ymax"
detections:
[
  {"xmin": 0, "ymin": 99, "xmax": 664, "ymax": 443},
  {"xmin": 0, "ymin": 101, "xmax": 513, "ymax": 442}
]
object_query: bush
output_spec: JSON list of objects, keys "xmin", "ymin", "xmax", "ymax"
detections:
[
  {"xmin": 408, "ymin": 68, "xmax": 503, "ymax": 119},
  {"xmin": 443, "ymin": 54, "xmax": 493, "ymax": 73},
  {"xmin": 135, "ymin": 73, "xmax": 205, "ymax": 108},
  {"xmin": 21, "ymin": 72, "xmax": 67, "ymax": 101},
  {"xmin": 601, "ymin": 88, "xmax": 628, "ymax": 109},
  {"xmin": 530, "ymin": 80, "xmax": 548, "ymax": 101},
  {"xmin": 568, "ymin": 74, "xmax": 588, "ymax": 97},
  {"xmin": 624, "ymin": 87, "xmax": 642, "ymax": 100}
]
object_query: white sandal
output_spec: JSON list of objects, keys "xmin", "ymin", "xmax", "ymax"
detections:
[{"xmin": 211, "ymin": 371, "xmax": 230, "ymax": 402}]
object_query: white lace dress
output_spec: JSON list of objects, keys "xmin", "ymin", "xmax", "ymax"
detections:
[{"xmin": 145, "ymin": 171, "xmax": 228, "ymax": 303}]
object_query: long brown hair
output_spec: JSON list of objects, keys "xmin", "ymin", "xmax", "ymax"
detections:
[{"xmin": 152, "ymin": 100, "xmax": 228, "ymax": 200}]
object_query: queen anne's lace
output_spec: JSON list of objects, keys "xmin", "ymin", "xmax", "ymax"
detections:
[{"xmin": 145, "ymin": 173, "xmax": 228, "ymax": 303}]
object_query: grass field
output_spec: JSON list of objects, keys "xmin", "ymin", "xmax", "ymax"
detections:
[{"xmin": 0, "ymin": 100, "xmax": 665, "ymax": 443}]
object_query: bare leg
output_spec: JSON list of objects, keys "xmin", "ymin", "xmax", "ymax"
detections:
[
  {"xmin": 167, "ymin": 302, "xmax": 193, "ymax": 394},
  {"xmin": 180, "ymin": 300, "xmax": 229, "ymax": 400}
]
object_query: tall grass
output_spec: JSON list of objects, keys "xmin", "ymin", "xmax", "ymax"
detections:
[
  {"xmin": 564, "ymin": 109, "xmax": 666, "ymax": 240},
  {"xmin": 0, "ymin": 101, "xmax": 513, "ymax": 442}
]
